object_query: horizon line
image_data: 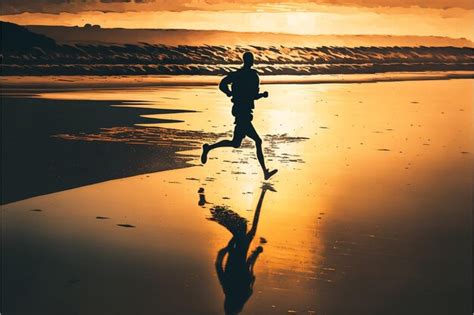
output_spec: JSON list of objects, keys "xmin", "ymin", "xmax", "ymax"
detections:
[{"xmin": 2, "ymin": 21, "xmax": 471, "ymax": 42}]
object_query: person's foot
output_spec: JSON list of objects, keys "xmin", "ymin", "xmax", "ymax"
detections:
[
  {"xmin": 201, "ymin": 144, "xmax": 209, "ymax": 164},
  {"xmin": 264, "ymin": 168, "xmax": 278, "ymax": 180}
]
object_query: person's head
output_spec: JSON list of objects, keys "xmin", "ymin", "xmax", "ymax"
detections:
[{"xmin": 242, "ymin": 52, "xmax": 254, "ymax": 68}]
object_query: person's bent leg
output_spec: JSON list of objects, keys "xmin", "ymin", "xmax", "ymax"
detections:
[
  {"xmin": 201, "ymin": 140, "xmax": 232, "ymax": 164},
  {"xmin": 201, "ymin": 124, "xmax": 244, "ymax": 164},
  {"xmin": 207, "ymin": 139, "xmax": 236, "ymax": 150}
]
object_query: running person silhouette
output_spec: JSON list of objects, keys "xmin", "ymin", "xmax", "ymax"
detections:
[{"xmin": 201, "ymin": 52, "xmax": 278, "ymax": 180}]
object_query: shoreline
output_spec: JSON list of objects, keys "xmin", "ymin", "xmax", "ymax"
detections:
[{"xmin": 1, "ymin": 71, "xmax": 473, "ymax": 91}]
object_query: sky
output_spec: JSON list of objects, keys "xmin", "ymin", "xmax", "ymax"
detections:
[{"xmin": 1, "ymin": 0, "xmax": 473, "ymax": 40}]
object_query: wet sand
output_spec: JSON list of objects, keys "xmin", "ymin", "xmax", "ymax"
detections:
[
  {"xmin": 0, "ymin": 96, "xmax": 202, "ymax": 203},
  {"xmin": 1, "ymin": 78, "xmax": 472, "ymax": 314}
]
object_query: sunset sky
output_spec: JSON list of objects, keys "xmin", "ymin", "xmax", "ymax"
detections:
[{"xmin": 1, "ymin": 0, "xmax": 473, "ymax": 40}]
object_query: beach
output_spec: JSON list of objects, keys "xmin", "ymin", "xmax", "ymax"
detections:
[{"xmin": 1, "ymin": 76, "xmax": 472, "ymax": 314}]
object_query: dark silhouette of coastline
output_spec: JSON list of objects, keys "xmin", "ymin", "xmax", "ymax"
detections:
[
  {"xmin": 0, "ymin": 96, "xmax": 200, "ymax": 204},
  {"xmin": 1, "ymin": 21, "xmax": 56, "ymax": 51},
  {"xmin": 203, "ymin": 184, "xmax": 275, "ymax": 314},
  {"xmin": 1, "ymin": 22, "xmax": 473, "ymax": 76}
]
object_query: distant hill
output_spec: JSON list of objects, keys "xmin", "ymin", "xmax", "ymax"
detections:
[
  {"xmin": 1, "ymin": 21, "xmax": 56, "ymax": 51},
  {"xmin": 26, "ymin": 25, "xmax": 474, "ymax": 48}
]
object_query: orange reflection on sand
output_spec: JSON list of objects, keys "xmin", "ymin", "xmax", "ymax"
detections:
[{"xmin": 2, "ymin": 78, "xmax": 472, "ymax": 314}]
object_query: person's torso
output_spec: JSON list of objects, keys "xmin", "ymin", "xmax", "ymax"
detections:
[
  {"xmin": 230, "ymin": 68, "xmax": 259, "ymax": 118},
  {"xmin": 231, "ymin": 68, "xmax": 258, "ymax": 105}
]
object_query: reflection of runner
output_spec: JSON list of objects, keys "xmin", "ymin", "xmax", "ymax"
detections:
[
  {"xmin": 200, "ymin": 52, "xmax": 278, "ymax": 180},
  {"xmin": 201, "ymin": 184, "xmax": 275, "ymax": 315}
]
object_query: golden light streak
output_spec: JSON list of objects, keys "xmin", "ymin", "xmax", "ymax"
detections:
[{"xmin": 1, "ymin": 7, "xmax": 473, "ymax": 40}]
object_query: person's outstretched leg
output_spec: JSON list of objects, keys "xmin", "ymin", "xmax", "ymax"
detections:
[
  {"xmin": 201, "ymin": 125, "xmax": 244, "ymax": 164},
  {"xmin": 246, "ymin": 123, "xmax": 278, "ymax": 180}
]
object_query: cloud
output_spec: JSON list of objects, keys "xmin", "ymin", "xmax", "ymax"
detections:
[{"xmin": 1, "ymin": 0, "xmax": 473, "ymax": 15}]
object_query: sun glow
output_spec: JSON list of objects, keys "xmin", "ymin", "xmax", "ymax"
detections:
[{"xmin": 1, "ymin": 7, "xmax": 473, "ymax": 40}]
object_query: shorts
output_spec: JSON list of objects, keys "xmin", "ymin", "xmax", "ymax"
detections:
[
  {"xmin": 232, "ymin": 119, "xmax": 261, "ymax": 144},
  {"xmin": 232, "ymin": 104, "xmax": 253, "ymax": 125}
]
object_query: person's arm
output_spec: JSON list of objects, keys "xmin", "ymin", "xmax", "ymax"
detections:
[
  {"xmin": 219, "ymin": 74, "xmax": 233, "ymax": 97},
  {"xmin": 254, "ymin": 91, "xmax": 268, "ymax": 100},
  {"xmin": 253, "ymin": 72, "xmax": 269, "ymax": 100}
]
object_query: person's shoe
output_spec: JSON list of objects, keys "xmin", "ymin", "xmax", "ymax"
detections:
[
  {"xmin": 264, "ymin": 169, "xmax": 278, "ymax": 180},
  {"xmin": 201, "ymin": 144, "xmax": 209, "ymax": 164}
]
